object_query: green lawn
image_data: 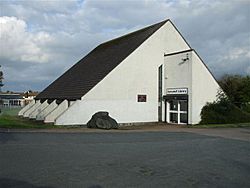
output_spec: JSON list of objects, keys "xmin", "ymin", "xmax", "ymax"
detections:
[
  {"xmin": 0, "ymin": 107, "xmax": 22, "ymax": 116},
  {"xmin": 1, "ymin": 107, "xmax": 249, "ymax": 129},
  {"xmin": 0, "ymin": 107, "xmax": 57, "ymax": 129},
  {"xmin": 0, "ymin": 115, "xmax": 57, "ymax": 129}
]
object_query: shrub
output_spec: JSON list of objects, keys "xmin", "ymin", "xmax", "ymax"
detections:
[
  {"xmin": 200, "ymin": 99, "xmax": 250, "ymax": 124},
  {"xmin": 242, "ymin": 103, "xmax": 250, "ymax": 113}
]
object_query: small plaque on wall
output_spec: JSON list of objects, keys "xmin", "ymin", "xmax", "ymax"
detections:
[{"xmin": 138, "ymin": 95, "xmax": 147, "ymax": 102}]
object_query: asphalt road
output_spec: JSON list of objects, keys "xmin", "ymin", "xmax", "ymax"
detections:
[{"xmin": 0, "ymin": 131, "xmax": 249, "ymax": 188}]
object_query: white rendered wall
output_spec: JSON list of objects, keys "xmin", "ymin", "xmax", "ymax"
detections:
[
  {"xmin": 54, "ymin": 21, "xmax": 190, "ymax": 125},
  {"xmin": 36, "ymin": 100, "xmax": 58, "ymax": 121},
  {"xmin": 55, "ymin": 100, "xmax": 157, "ymax": 125},
  {"xmin": 164, "ymin": 50, "xmax": 221, "ymax": 124},
  {"xmin": 18, "ymin": 100, "xmax": 35, "ymax": 116},
  {"xmin": 83, "ymin": 21, "xmax": 190, "ymax": 100},
  {"xmin": 28, "ymin": 102, "xmax": 43, "ymax": 118},
  {"xmin": 29, "ymin": 100, "xmax": 48, "ymax": 119},
  {"xmin": 23, "ymin": 101, "xmax": 41, "ymax": 117},
  {"xmin": 164, "ymin": 51, "xmax": 192, "ymax": 123},
  {"xmin": 44, "ymin": 100, "xmax": 68, "ymax": 123},
  {"xmin": 191, "ymin": 51, "xmax": 221, "ymax": 124},
  {"xmin": 163, "ymin": 22, "xmax": 190, "ymax": 54},
  {"xmin": 164, "ymin": 52, "xmax": 192, "ymax": 88},
  {"xmin": 20, "ymin": 100, "xmax": 25, "ymax": 107}
]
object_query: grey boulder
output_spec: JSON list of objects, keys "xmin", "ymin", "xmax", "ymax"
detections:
[{"xmin": 87, "ymin": 111, "xmax": 119, "ymax": 130}]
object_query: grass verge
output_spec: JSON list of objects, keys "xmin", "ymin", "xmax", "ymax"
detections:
[
  {"xmin": 1, "ymin": 107, "xmax": 249, "ymax": 129},
  {"xmin": 0, "ymin": 115, "xmax": 59, "ymax": 129},
  {"xmin": 0, "ymin": 107, "xmax": 64, "ymax": 129}
]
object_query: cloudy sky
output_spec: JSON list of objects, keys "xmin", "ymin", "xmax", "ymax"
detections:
[{"xmin": 0, "ymin": 0, "xmax": 249, "ymax": 92}]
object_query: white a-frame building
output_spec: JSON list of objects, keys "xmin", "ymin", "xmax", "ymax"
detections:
[{"xmin": 19, "ymin": 19, "xmax": 221, "ymax": 125}]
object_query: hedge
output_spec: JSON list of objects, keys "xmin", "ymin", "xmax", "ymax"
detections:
[{"xmin": 200, "ymin": 99, "xmax": 250, "ymax": 124}]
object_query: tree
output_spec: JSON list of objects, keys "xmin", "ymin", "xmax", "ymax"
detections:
[
  {"xmin": 0, "ymin": 65, "xmax": 4, "ymax": 93},
  {"xmin": 200, "ymin": 74, "xmax": 250, "ymax": 124},
  {"xmin": 218, "ymin": 75, "xmax": 250, "ymax": 113}
]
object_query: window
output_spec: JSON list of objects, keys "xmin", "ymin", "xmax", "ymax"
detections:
[
  {"xmin": 170, "ymin": 113, "xmax": 178, "ymax": 123},
  {"xmin": 169, "ymin": 100, "xmax": 178, "ymax": 111},
  {"xmin": 158, "ymin": 65, "xmax": 163, "ymax": 121},
  {"xmin": 180, "ymin": 113, "xmax": 187, "ymax": 123},
  {"xmin": 158, "ymin": 65, "xmax": 162, "ymax": 102},
  {"xmin": 180, "ymin": 100, "xmax": 188, "ymax": 111},
  {"xmin": 168, "ymin": 99, "xmax": 188, "ymax": 124}
]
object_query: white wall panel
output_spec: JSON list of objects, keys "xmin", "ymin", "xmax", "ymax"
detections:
[
  {"xmin": 18, "ymin": 100, "xmax": 35, "ymax": 116},
  {"xmin": 44, "ymin": 100, "xmax": 68, "ymax": 123},
  {"xmin": 36, "ymin": 100, "xmax": 58, "ymax": 121},
  {"xmin": 55, "ymin": 100, "xmax": 157, "ymax": 125},
  {"xmin": 29, "ymin": 100, "xmax": 48, "ymax": 119},
  {"xmin": 23, "ymin": 101, "xmax": 41, "ymax": 118},
  {"xmin": 191, "ymin": 51, "xmax": 221, "ymax": 124}
]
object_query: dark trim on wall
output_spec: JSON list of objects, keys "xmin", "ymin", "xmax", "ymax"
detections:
[
  {"xmin": 164, "ymin": 49, "xmax": 193, "ymax": 57},
  {"xmin": 163, "ymin": 94, "xmax": 188, "ymax": 100},
  {"xmin": 187, "ymin": 96, "xmax": 189, "ymax": 125},
  {"xmin": 158, "ymin": 64, "xmax": 163, "ymax": 122},
  {"xmin": 164, "ymin": 100, "xmax": 167, "ymax": 122}
]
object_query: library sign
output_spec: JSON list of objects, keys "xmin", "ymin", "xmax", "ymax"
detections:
[{"xmin": 166, "ymin": 88, "xmax": 188, "ymax": 95}]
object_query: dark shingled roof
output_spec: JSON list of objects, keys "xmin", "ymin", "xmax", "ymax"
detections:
[{"xmin": 36, "ymin": 20, "xmax": 169, "ymax": 101}]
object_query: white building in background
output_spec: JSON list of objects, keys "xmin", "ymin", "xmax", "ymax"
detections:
[
  {"xmin": 22, "ymin": 91, "xmax": 39, "ymax": 105},
  {"xmin": 19, "ymin": 19, "xmax": 221, "ymax": 125},
  {"xmin": 0, "ymin": 91, "xmax": 39, "ymax": 108},
  {"xmin": 0, "ymin": 93, "xmax": 25, "ymax": 107}
]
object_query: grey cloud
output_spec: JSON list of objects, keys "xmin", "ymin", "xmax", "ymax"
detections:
[
  {"xmin": 1, "ymin": 57, "xmax": 69, "ymax": 92},
  {"xmin": 173, "ymin": 0, "xmax": 250, "ymax": 78},
  {"xmin": 0, "ymin": 0, "xmax": 249, "ymax": 92}
]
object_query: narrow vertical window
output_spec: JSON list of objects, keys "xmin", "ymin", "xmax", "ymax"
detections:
[{"xmin": 158, "ymin": 65, "xmax": 163, "ymax": 121}]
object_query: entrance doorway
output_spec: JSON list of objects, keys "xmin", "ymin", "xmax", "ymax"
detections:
[
  {"xmin": 168, "ymin": 99, "xmax": 188, "ymax": 124},
  {"xmin": 163, "ymin": 89, "xmax": 188, "ymax": 125}
]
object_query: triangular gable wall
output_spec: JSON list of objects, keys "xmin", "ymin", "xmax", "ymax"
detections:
[
  {"xmin": 190, "ymin": 50, "xmax": 221, "ymax": 124},
  {"xmin": 56, "ymin": 21, "xmax": 191, "ymax": 125},
  {"xmin": 82, "ymin": 21, "xmax": 190, "ymax": 100}
]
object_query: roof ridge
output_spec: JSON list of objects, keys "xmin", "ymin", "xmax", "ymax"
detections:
[
  {"xmin": 99, "ymin": 19, "xmax": 169, "ymax": 47},
  {"xmin": 36, "ymin": 19, "xmax": 170, "ymax": 100}
]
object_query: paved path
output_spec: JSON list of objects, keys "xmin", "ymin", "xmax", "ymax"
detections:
[
  {"xmin": 0, "ymin": 131, "xmax": 249, "ymax": 188},
  {"xmin": 184, "ymin": 128, "xmax": 250, "ymax": 141}
]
